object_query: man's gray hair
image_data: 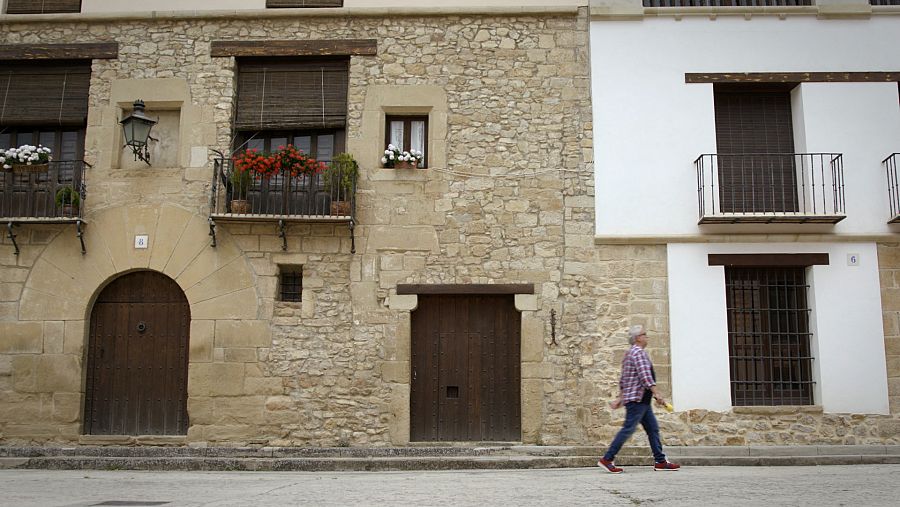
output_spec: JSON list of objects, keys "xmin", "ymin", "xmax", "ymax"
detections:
[{"xmin": 627, "ymin": 325, "xmax": 645, "ymax": 345}]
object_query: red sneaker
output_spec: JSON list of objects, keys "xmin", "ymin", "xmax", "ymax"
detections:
[
  {"xmin": 598, "ymin": 457, "xmax": 623, "ymax": 474},
  {"xmin": 654, "ymin": 461, "xmax": 681, "ymax": 471}
]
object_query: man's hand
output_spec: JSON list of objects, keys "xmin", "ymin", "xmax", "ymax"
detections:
[{"xmin": 609, "ymin": 397, "xmax": 623, "ymax": 410}]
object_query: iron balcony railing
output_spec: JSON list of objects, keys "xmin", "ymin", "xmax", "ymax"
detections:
[
  {"xmin": 885, "ymin": 153, "xmax": 900, "ymax": 223},
  {"xmin": 695, "ymin": 153, "xmax": 845, "ymax": 224},
  {"xmin": 211, "ymin": 158, "xmax": 356, "ymax": 220},
  {"xmin": 0, "ymin": 160, "xmax": 87, "ymax": 220}
]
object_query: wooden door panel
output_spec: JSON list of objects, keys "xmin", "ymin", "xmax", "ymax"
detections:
[
  {"xmin": 85, "ymin": 272, "xmax": 189, "ymax": 435},
  {"xmin": 411, "ymin": 294, "xmax": 521, "ymax": 442}
]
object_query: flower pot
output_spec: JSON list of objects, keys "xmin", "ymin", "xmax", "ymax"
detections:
[
  {"xmin": 58, "ymin": 205, "xmax": 79, "ymax": 218},
  {"xmin": 230, "ymin": 199, "xmax": 251, "ymax": 214},
  {"xmin": 393, "ymin": 161, "xmax": 417, "ymax": 170},
  {"xmin": 12, "ymin": 163, "xmax": 49, "ymax": 174},
  {"xmin": 330, "ymin": 200, "xmax": 351, "ymax": 216}
]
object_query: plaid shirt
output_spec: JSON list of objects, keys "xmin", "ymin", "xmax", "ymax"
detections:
[{"xmin": 619, "ymin": 344, "xmax": 656, "ymax": 403}]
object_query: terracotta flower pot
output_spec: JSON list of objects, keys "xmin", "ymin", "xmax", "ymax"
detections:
[
  {"xmin": 12, "ymin": 163, "xmax": 49, "ymax": 174},
  {"xmin": 230, "ymin": 199, "xmax": 251, "ymax": 214},
  {"xmin": 330, "ymin": 200, "xmax": 351, "ymax": 216}
]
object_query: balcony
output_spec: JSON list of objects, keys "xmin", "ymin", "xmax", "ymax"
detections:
[
  {"xmin": 1, "ymin": 160, "xmax": 88, "ymax": 255},
  {"xmin": 209, "ymin": 158, "xmax": 357, "ymax": 252},
  {"xmin": 885, "ymin": 153, "xmax": 900, "ymax": 224},
  {"xmin": 695, "ymin": 153, "xmax": 846, "ymax": 224}
]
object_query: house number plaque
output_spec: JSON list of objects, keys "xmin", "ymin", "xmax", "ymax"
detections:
[{"xmin": 135, "ymin": 235, "xmax": 149, "ymax": 249}]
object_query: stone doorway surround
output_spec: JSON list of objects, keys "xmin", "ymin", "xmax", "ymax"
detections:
[
  {"xmin": 12, "ymin": 203, "xmax": 261, "ymax": 442},
  {"xmin": 386, "ymin": 284, "xmax": 542, "ymax": 444}
]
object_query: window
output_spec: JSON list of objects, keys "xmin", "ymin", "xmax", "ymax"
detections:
[
  {"xmin": 385, "ymin": 116, "xmax": 428, "ymax": 168},
  {"xmin": 6, "ymin": 0, "xmax": 81, "ymax": 13},
  {"xmin": 725, "ymin": 266, "xmax": 814, "ymax": 406},
  {"xmin": 279, "ymin": 266, "xmax": 302, "ymax": 302},
  {"xmin": 232, "ymin": 58, "xmax": 349, "ymax": 215},
  {"xmin": 643, "ymin": 1, "xmax": 811, "ymax": 6},
  {"xmin": 266, "ymin": 0, "xmax": 343, "ymax": 7},
  {"xmin": 714, "ymin": 84, "xmax": 797, "ymax": 214}
]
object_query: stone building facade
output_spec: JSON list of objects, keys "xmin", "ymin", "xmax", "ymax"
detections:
[{"xmin": 0, "ymin": 5, "xmax": 601, "ymax": 446}]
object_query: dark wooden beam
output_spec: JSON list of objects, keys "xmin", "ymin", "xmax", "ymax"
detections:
[
  {"xmin": 708, "ymin": 253, "xmax": 830, "ymax": 267},
  {"xmin": 397, "ymin": 284, "xmax": 535, "ymax": 295},
  {"xmin": 0, "ymin": 43, "xmax": 118, "ymax": 60},
  {"xmin": 686, "ymin": 72, "xmax": 900, "ymax": 84},
  {"xmin": 211, "ymin": 39, "xmax": 377, "ymax": 58}
]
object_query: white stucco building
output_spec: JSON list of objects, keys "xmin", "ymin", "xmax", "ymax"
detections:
[{"xmin": 591, "ymin": 0, "xmax": 900, "ymax": 419}]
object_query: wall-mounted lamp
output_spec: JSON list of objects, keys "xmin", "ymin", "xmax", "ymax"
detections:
[{"xmin": 120, "ymin": 99, "xmax": 158, "ymax": 166}]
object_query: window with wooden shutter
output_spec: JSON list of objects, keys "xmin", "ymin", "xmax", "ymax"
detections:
[
  {"xmin": 266, "ymin": 1, "xmax": 344, "ymax": 9},
  {"xmin": 235, "ymin": 58, "xmax": 349, "ymax": 131},
  {"xmin": 714, "ymin": 84, "xmax": 798, "ymax": 214},
  {"xmin": 6, "ymin": 0, "xmax": 82, "ymax": 14},
  {"xmin": 0, "ymin": 61, "xmax": 91, "ymax": 127}
]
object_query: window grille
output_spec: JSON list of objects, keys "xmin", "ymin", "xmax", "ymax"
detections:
[
  {"xmin": 725, "ymin": 266, "xmax": 814, "ymax": 406},
  {"xmin": 279, "ymin": 267, "xmax": 302, "ymax": 302}
]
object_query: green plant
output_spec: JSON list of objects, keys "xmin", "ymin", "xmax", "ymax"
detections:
[
  {"xmin": 55, "ymin": 186, "xmax": 80, "ymax": 209},
  {"xmin": 324, "ymin": 153, "xmax": 359, "ymax": 199},
  {"xmin": 229, "ymin": 165, "xmax": 253, "ymax": 196}
]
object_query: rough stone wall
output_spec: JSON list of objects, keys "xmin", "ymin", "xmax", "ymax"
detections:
[
  {"xmin": 0, "ymin": 10, "xmax": 594, "ymax": 446},
  {"xmin": 878, "ymin": 243, "xmax": 900, "ymax": 417}
]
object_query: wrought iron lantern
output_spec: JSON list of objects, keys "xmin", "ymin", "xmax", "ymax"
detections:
[{"xmin": 120, "ymin": 99, "xmax": 158, "ymax": 165}]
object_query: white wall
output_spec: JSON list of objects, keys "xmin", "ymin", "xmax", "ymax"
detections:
[
  {"xmin": 668, "ymin": 242, "xmax": 890, "ymax": 414},
  {"xmin": 79, "ymin": 0, "xmax": 585, "ymax": 13},
  {"xmin": 590, "ymin": 17, "xmax": 900, "ymax": 236}
]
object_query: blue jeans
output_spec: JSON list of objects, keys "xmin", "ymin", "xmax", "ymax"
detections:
[{"xmin": 603, "ymin": 401, "xmax": 666, "ymax": 463}]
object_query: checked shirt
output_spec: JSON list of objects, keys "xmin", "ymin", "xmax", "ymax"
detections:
[{"xmin": 619, "ymin": 344, "xmax": 656, "ymax": 403}]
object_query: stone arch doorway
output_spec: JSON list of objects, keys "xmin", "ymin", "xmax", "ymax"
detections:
[{"xmin": 83, "ymin": 270, "xmax": 190, "ymax": 435}]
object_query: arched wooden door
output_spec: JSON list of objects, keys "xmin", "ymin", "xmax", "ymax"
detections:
[{"xmin": 84, "ymin": 271, "xmax": 190, "ymax": 435}]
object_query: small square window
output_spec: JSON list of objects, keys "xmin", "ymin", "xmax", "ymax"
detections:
[
  {"xmin": 279, "ymin": 266, "xmax": 302, "ymax": 302},
  {"xmin": 385, "ymin": 115, "xmax": 428, "ymax": 168}
]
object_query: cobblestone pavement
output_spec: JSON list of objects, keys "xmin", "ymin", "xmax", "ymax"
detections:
[{"xmin": 2, "ymin": 465, "xmax": 896, "ymax": 506}]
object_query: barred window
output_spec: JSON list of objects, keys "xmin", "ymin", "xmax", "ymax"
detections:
[
  {"xmin": 725, "ymin": 266, "xmax": 814, "ymax": 406},
  {"xmin": 279, "ymin": 266, "xmax": 302, "ymax": 302}
]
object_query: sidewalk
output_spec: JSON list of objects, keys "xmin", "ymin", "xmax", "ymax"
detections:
[
  {"xmin": 3, "ymin": 465, "xmax": 900, "ymax": 506},
  {"xmin": 2, "ymin": 444, "xmax": 899, "ymax": 471}
]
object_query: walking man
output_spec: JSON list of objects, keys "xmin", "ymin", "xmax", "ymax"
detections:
[{"xmin": 599, "ymin": 324, "xmax": 680, "ymax": 473}]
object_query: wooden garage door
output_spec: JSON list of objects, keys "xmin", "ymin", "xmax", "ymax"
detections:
[
  {"xmin": 84, "ymin": 271, "xmax": 190, "ymax": 435},
  {"xmin": 410, "ymin": 295, "xmax": 521, "ymax": 442}
]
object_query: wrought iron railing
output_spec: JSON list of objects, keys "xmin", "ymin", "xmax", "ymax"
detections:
[
  {"xmin": 211, "ymin": 159, "xmax": 356, "ymax": 219},
  {"xmin": 695, "ymin": 153, "xmax": 845, "ymax": 223},
  {"xmin": 0, "ymin": 160, "xmax": 87, "ymax": 220},
  {"xmin": 644, "ymin": 0, "xmax": 812, "ymax": 6},
  {"xmin": 885, "ymin": 153, "xmax": 900, "ymax": 223}
]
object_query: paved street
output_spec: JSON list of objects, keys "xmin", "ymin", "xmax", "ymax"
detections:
[{"xmin": 2, "ymin": 465, "xmax": 897, "ymax": 506}]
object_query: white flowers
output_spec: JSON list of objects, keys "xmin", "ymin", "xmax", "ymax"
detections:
[
  {"xmin": 382, "ymin": 144, "xmax": 424, "ymax": 168},
  {"xmin": 1, "ymin": 144, "xmax": 52, "ymax": 170}
]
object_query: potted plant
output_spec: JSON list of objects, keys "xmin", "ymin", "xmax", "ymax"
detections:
[
  {"xmin": 231, "ymin": 148, "xmax": 270, "ymax": 214},
  {"xmin": 1, "ymin": 144, "xmax": 52, "ymax": 173},
  {"xmin": 381, "ymin": 144, "xmax": 423, "ymax": 169},
  {"xmin": 55, "ymin": 185, "xmax": 80, "ymax": 217},
  {"xmin": 272, "ymin": 144, "xmax": 327, "ymax": 179},
  {"xmin": 324, "ymin": 153, "xmax": 359, "ymax": 216}
]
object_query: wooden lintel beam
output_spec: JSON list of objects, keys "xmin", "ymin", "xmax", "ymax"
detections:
[
  {"xmin": 686, "ymin": 72, "xmax": 900, "ymax": 84},
  {"xmin": 0, "ymin": 43, "xmax": 118, "ymax": 60},
  {"xmin": 211, "ymin": 39, "xmax": 377, "ymax": 58},
  {"xmin": 397, "ymin": 284, "xmax": 535, "ymax": 295},
  {"xmin": 708, "ymin": 253, "xmax": 830, "ymax": 267}
]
